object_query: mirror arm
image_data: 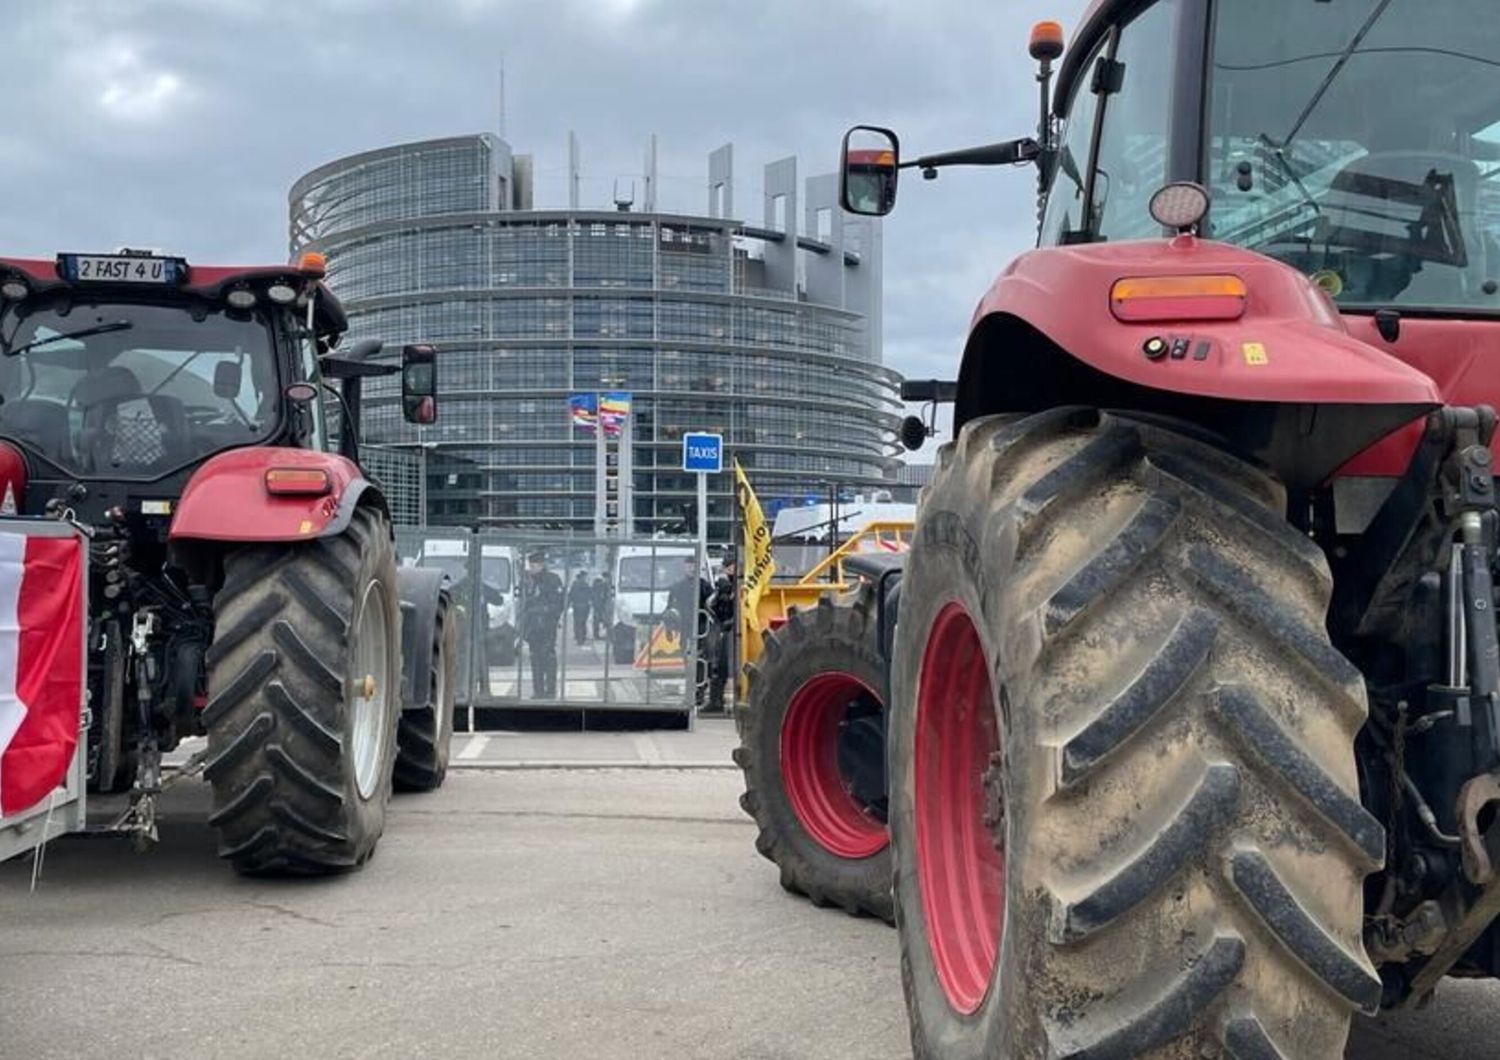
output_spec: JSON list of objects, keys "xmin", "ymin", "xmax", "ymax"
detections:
[
  {"xmin": 904, "ymin": 138, "xmax": 1040, "ymax": 179},
  {"xmin": 899, "ymin": 379, "xmax": 958, "ymax": 403},
  {"xmin": 321, "ymin": 356, "xmax": 398, "ymax": 381}
]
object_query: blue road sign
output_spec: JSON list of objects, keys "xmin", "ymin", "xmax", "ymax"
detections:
[{"xmin": 682, "ymin": 432, "xmax": 723, "ymax": 474}]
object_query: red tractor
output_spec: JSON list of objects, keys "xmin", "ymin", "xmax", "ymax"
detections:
[
  {"xmin": 838, "ymin": 1, "xmax": 1500, "ymax": 1055},
  {"xmin": 0, "ymin": 248, "xmax": 454, "ymax": 875}
]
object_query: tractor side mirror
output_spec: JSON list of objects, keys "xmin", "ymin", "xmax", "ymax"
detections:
[
  {"xmin": 213, "ymin": 360, "xmax": 242, "ymax": 399},
  {"xmin": 899, "ymin": 416, "xmax": 929, "ymax": 452},
  {"xmin": 401, "ymin": 343, "xmax": 437, "ymax": 425},
  {"xmin": 840, "ymin": 126, "xmax": 901, "ymax": 217}
]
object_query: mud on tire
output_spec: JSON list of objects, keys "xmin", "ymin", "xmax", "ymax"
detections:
[
  {"xmin": 203, "ymin": 506, "xmax": 402, "ymax": 875},
  {"xmin": 891, "ymin": 408, "xmax": 1383, "ymax": 1059},
  {"xmin": 394, "ymin": 594, "xmax": 457, "ymax": 792},
  {"xmin": 734, "ymin": 587, "xmax": 893, "ymax": 922}
]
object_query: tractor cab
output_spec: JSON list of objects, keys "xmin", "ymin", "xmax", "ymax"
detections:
[
  {"xmin": 0, "ymin": 249, "xmax": 435, "ymax": 533},
  {"xmin": 848, "ymin": 0, "xmax": 1500, "ymax": 316},
  {"xmin": 1041, "ymin": 0, "xmax": 1500, "ymax": 311},
  {"xmin": 846, "ymin": 0, "xmax": 1500, "ymax": 489}
]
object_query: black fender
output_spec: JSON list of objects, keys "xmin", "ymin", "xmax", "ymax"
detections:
[
  {"xmin": 396, "ymin": 565, "xmax": 448, "ymax": 712},
  {"xmin": 843, "ymin": 552, "xmax": 905, "ymax": 663}
]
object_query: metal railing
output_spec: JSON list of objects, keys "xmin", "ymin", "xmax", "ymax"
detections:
[{"xmin": 395, "ymin": 528, "xmax": 709, "ymax": 728}]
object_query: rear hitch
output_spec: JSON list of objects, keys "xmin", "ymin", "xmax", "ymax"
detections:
[
  {"xmin": 1385, "ymin": 405, "xmax": 1500, "ymax": 999},
  {"xmin": 116, "ymin": 737, "xmax": 162, "ymax": 852}
]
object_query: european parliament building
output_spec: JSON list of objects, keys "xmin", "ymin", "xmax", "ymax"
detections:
[{"xmin": 288, "ymin": 133, "xmax": 900, "ymax": 540}]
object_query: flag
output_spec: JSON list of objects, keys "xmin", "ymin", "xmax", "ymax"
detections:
[
  {"xmin": 568, "ymin": 393, "xmax": 597, "ymax": 434},
  {"xmin": 0, "ymin": 531, "xmax": 85, "ymax": 817},
  {"xmin": 735, "ymin": 460, "xmax": 775, "ymax": 691},
  {"xmin": 599, "ymin": 392, "xmax": 632, "ymax": 437}
]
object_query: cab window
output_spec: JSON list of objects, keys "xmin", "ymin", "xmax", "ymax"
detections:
[
  {"xmin": 1092, "ymin": 0, "xmax": 1180, "ymax": 241},
  {"xmin": 1039, "ymin": 38, "xmax": 1105, "ymax": 246},
  {"xmin": 297, "ymin": 331, "xmax": 329, "ymax": 451},
  {"xmin": 1039, "ymin": 0, "xmax": 1181, "ymax": 245}
]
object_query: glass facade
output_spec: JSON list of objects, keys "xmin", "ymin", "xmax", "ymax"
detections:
[{"xmin": 290, "ymin": 135, "xmax": 901, "ymax": 539}]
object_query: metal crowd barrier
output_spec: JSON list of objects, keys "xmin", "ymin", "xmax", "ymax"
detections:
[{"xmin": 395, "ymin": 528, "xmax": 705, "ymax": 729}]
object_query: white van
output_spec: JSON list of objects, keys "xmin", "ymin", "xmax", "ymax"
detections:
[{"xmin": 610, "ymin": 542, "xmax": 704, "ymax": 664}]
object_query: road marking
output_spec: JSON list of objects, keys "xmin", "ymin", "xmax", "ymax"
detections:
[
  {"xmin": 630, "ymin": 733, "xmax": 662, "ymax": 765},
  {"xmin": 457, "ymin": 734, "xmax": 490, "ymax": 761}
]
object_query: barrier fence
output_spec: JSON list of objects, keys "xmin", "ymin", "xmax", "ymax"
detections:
[{"xmin": 395, "ymin": 528, "xmax": 710, "ymax": 729}]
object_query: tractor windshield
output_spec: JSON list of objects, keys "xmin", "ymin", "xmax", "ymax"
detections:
[
  {"xmin": 0, "ymin": 299, "xmax": 280, "ymax": 479},
  {"xmin": 1206, "ymin": 0, "xmax": 1500, "ymax": 312}
]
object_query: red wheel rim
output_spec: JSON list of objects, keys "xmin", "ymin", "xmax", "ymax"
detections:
[
  {"xmin": 915, "ymin": 602, "xmax": 1004, "ymax": 1015},
  {"xmin": 780, "ymin": 672, "xmax": 889, "ymax": 859}
]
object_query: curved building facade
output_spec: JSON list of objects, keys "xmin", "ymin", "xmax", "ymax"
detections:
[{"xmin": 290, "ymin": 134, "xmax": 900, "ymax": 540}]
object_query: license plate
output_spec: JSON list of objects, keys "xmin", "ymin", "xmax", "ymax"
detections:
[{"xmin": 60, "ymin": 254, "xmax": 180, "ymax": 285}]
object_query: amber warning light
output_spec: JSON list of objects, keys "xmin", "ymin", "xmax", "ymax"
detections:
[
  {"xmin": 1110, "ymin": 275, "xmax": 1248, "ymax": 323},
  {"xmin": 1029, "ymin": 20, "xmax": 1066, "ymax": 61},
  {"xmin": 297, "ymin": 251, "xmax": 327, "ymax": 277},
  {"xmin": 265, "ymin": 467, "xmax": 333, "ymax": 496}
]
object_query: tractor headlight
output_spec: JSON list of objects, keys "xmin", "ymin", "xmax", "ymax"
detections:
[
  {"xmin": 266, "ymin": 282, "xmax": 297, "ymax": 305},
  {"xmin": 226, "ymin": 287, "xmax": 257, "ymax": 310}
]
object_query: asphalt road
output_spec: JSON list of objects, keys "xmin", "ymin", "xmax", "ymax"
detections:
[
  {"xmin": 0, "ymin": 770, "xmax": 905, "ymax": 1060},
  {"xmin": 1, "ymin": 765, "xmax": 1498, "ymax": 1060}
]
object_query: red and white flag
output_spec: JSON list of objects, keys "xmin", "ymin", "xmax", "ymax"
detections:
[{"xmin": 0, "ymin": 531, "xmax": 84, "ymax": 817}]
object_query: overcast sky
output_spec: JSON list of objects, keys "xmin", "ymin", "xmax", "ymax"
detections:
[{"xmin": 5, "ymin": 0, "xmax": 1091, "ymax": 452}]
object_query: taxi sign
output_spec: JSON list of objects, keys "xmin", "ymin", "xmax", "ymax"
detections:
[{"xmin": 682, "ymin": 432, "xmax": 723, "ymax": 474}]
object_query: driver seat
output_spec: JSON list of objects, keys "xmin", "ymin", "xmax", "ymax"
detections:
[{"xmin": 74, "ymin": 367, "xmax": 188, "ymax": 474}]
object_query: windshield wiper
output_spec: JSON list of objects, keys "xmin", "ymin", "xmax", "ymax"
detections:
[
  {"xmin": 1281, "ymin": 0, "xmax": 1395, "ymax": 149},
  {"xmin": 5, "ymin": 320, "xmax": 133, "ymax": 357}
]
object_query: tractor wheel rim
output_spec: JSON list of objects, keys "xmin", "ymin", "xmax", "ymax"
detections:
[
  {"xmin": 915, "ymin": 601, "xmax": 1004, "ymax": 1016},
  {"xmin": 351, "ymin": 580, "xmax": 390, "ymax": 800},
  {"xmin": 780, "ymin": 672, "xmax": 888, "ymax": 859}
]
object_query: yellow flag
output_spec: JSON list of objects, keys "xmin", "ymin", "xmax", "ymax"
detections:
[{"xmin": 735, "ymin": 460, "xmax": 775, "ymax": 690}]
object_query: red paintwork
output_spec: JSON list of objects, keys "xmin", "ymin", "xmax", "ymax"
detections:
[
  {"xmin": 0, "ymin": 442, "xmax": 27, "ymax": 512},
  {"xmin": 971, "ymin": 236, "xmax": 1443, "ymax": 407},
  {"xmin": 169, "ymin": 447, "xmax": 360, "ymax": 543},
  {"xmin": 779, "ymin": 672, "xmax": 889, "ymax": 859},
  {"xmin": 915, "ymin": 602, "xmax": 1003, "ymax": 1016},
  {"xmin": 1339, "ymin": 316, "xmax": 1500, "ymax": 475}
]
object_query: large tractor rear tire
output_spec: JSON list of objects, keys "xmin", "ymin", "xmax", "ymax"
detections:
[
  {"xmin": 734, "ymin": 588, "xmax": 892, "ymax": 922},
  {"xmin": 203, "ymin": 506, "xmax": 403, "ymax": 875},
  {"xmin": 394, "ymin": 595, "xmax": 457, "ymax": 792},
  {"xmin": 892, "ymin": 408, "xmax": 1383, "ymax": 1059}
]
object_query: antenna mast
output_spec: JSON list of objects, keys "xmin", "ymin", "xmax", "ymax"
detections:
[{"xmin": 498, "ymin": 61, "xmax": 507, "ymax": 138}]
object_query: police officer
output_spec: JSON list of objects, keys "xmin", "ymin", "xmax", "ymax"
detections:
[
  {"xmin": 705, "ymin": 557, "xmax": 737, "ymax": 714},
  {"xmin": 521, "ymin": 551, "xmax": 564, "ymax": 698},
  {"xmin": 568, "ymin": 570, "xmax": 593, "ymax": 646},
  {"xmin": 591, "ymin": 575, "xmax": 612, "ymax": 640}
]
